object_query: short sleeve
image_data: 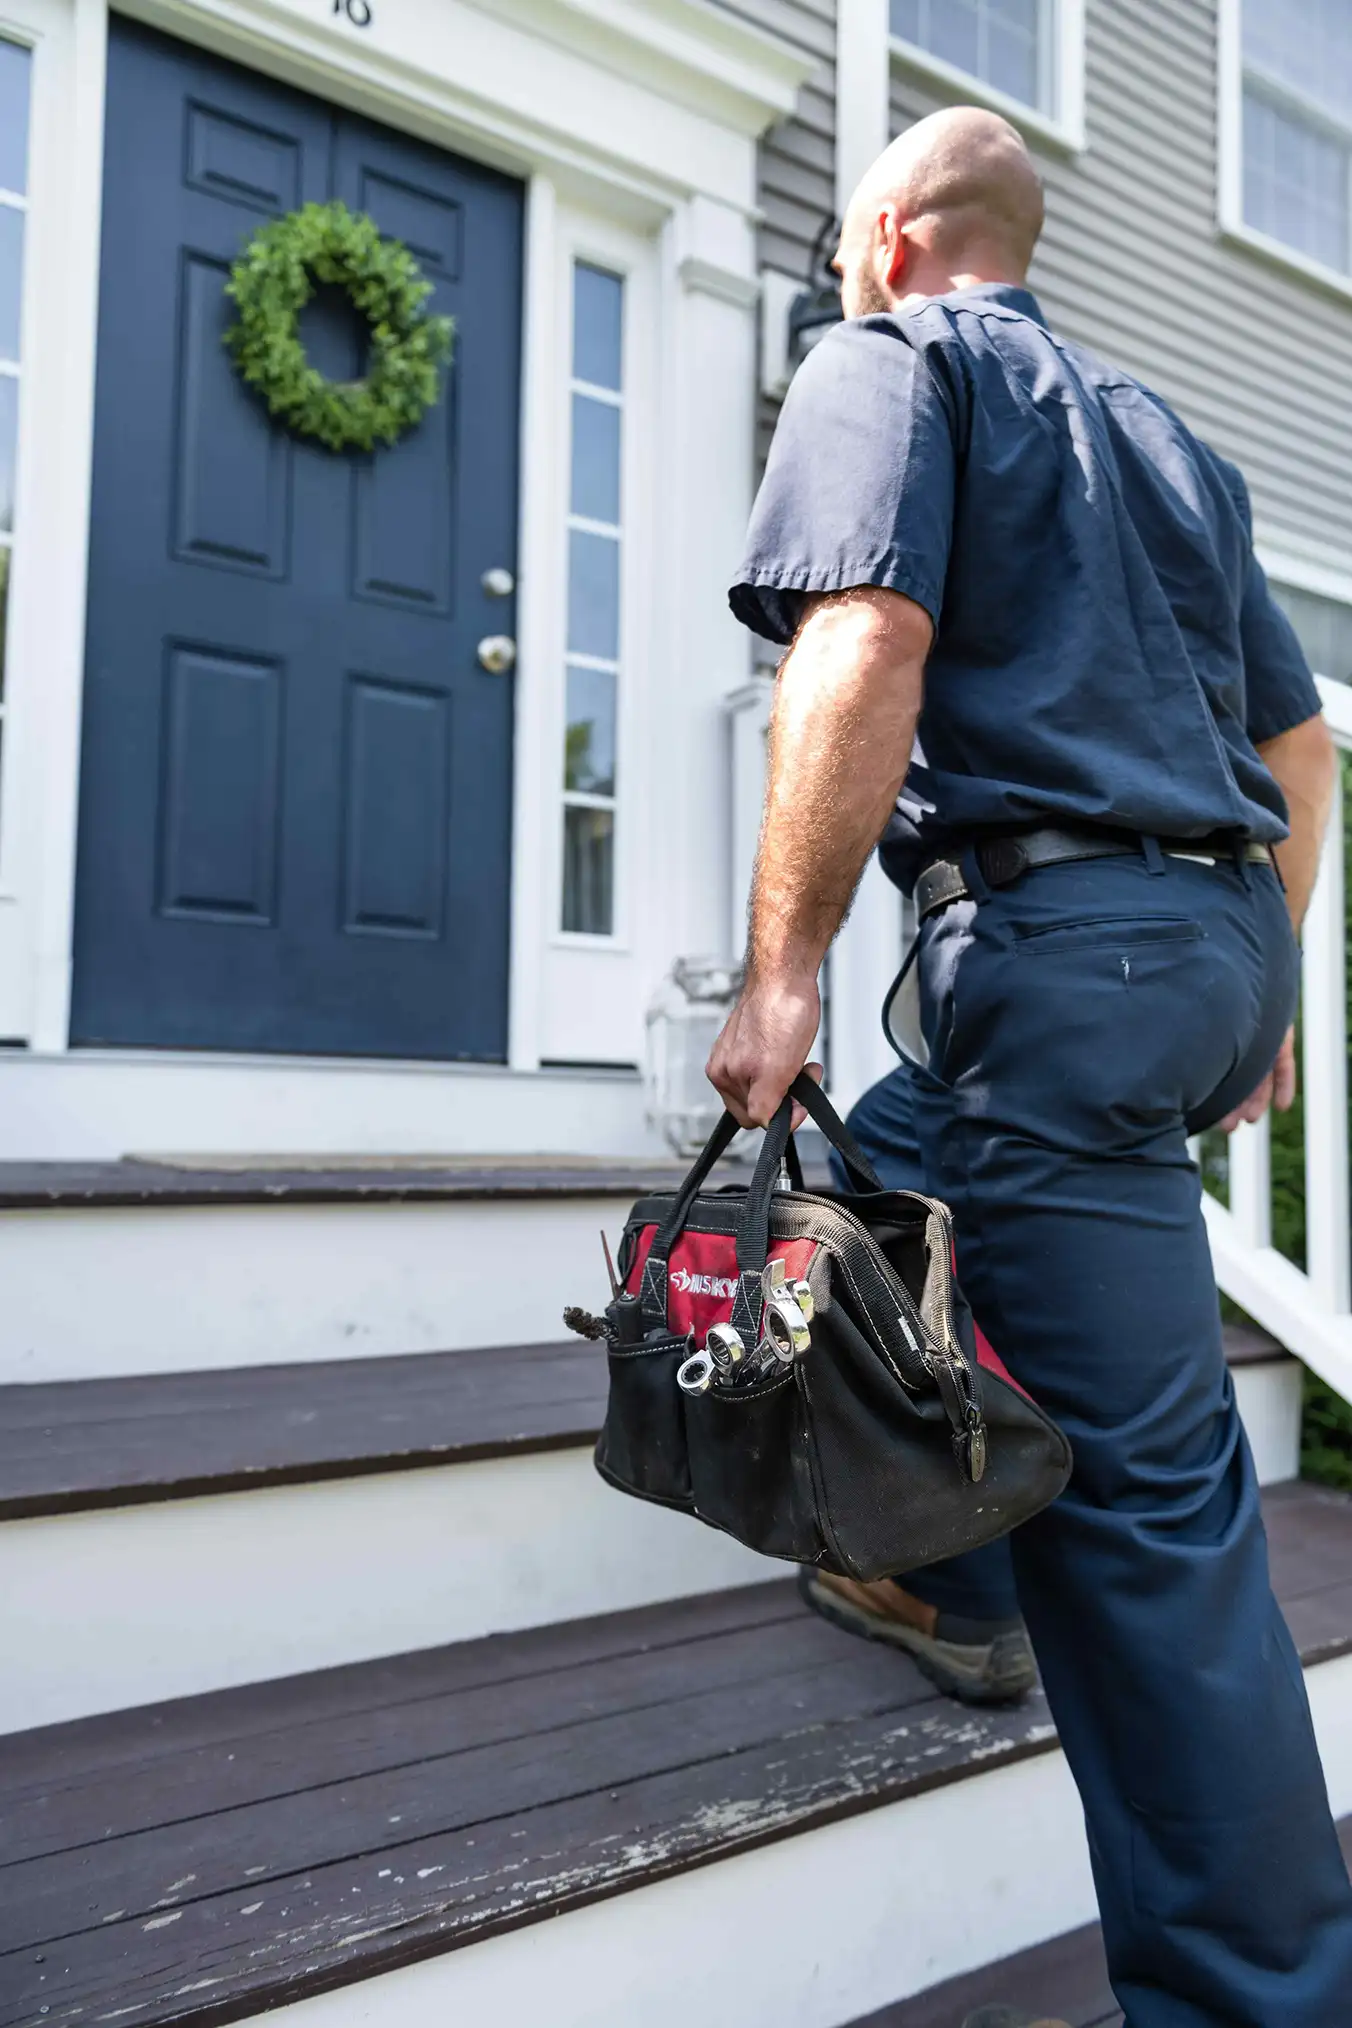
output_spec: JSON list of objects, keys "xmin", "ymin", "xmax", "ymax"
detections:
[
  {"xmin": 1241, "ymin": 546, "xmax": 1322, "ymax": 744},
  {"xmin": 728, "ymin": 316, "xmax": 957, "ymax": 645}
]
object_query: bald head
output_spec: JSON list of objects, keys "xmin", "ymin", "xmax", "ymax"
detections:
[{"xmin": 836, "ymin": 108, "xmax": 1044, "ymax": 317}]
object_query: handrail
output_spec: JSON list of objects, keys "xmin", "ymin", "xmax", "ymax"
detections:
[{"xmin": 1204, "ymin": 674, "xmax": 1352, "ymax": 1405}]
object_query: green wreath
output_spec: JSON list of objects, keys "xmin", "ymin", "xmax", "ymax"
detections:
[{"xmin": 223, "ymin": 200, "xmax": 454, "ymax": 453}]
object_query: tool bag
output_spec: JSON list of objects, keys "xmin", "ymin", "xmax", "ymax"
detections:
[{"xmin": 585, "ymin": 1074, "xmax": 1072, "ymax": 1582}]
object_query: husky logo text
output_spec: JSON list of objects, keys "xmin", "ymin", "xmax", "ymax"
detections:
[{"xmin": 670, "ymin": 1266, "xmax": 739, "ymax": 1299}]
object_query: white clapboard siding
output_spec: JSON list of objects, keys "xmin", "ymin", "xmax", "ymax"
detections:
[
  {"xmin": 715, "ymin": 0, "xmax": 838, "ymax": 465},
  {"xmin": 891, "ymin": 0, "xmax": 1352, "ymax": 565}
]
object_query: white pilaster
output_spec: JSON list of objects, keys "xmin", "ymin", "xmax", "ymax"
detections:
[
  {"xmin": 660, "ymin": 198, "xmax": 762, "ymax": 969},
  {"xmin": 834, "ymin": 0, "xmax": 891, "ymax": 217}
]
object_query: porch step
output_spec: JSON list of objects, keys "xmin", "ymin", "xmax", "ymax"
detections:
[
  {"xmin": 4, "ymin": 1482, "xmax": 1351, "ymax": 2028},
  {"xmin": 0, "ymin": 1328, "xmax": 1302, "ymax": 1731},
  {"xmin": 0, "ymin": 1156, "xmax": 737, "ymax": 1384},
  {"xmin": 849, "ymin": 1817, "xmax": 1352, "ymax": 2028},
  {"xmin": 0, "ymin": 1055, "xmax": 657, "ymax": 1167}
]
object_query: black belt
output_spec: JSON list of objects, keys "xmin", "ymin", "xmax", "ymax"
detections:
[{"xmin": 914, "ymin": 826, "xmax": 1274, "ymax": 922}]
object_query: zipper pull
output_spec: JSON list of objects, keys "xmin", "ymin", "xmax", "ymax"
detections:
[{"xmin": 928, "ymin": 1348, "xmax": 989, "ymax": 1483}]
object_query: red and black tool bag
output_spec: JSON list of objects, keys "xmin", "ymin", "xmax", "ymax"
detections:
[{"xmin": 591, "ymin": 1075, "xmax": 1071, "ymax": 1582}]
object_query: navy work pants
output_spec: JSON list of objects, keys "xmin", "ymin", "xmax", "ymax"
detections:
[{"xmin": 832, "ymin": 851, "xmax": 1352, "ymax": 2026}]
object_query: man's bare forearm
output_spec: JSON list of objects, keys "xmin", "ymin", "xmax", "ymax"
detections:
[
  {"xmin": 748, "ymin": 587, "xmax": 931, "ymax": 985},
  {"xmin": 1257, "ymin": 713, "xmax": 1338, "ymax": 932}
]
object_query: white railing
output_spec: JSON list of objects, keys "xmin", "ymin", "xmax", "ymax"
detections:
[{"xmin": 1204, "ymin": 674, "xmax": 1352, "ymax": 1405}]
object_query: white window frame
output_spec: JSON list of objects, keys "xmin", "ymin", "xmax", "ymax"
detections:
[
  {"xmin": 889, "ymin": 0, "xmax": 1086, "ymax": 155},
  {"xmin": 528, "ymin": 202, "xmax": 665, "ymax": 1066},
  {"xmin": 0, "ymin": 34, "xmax": 27, "ymax": 883},
  {"xmin": 1259, "ymin": 543, "xmax": 1352, "ymax": 740},
  {"xmin": 1218, "ymin": 0, "xmax": 1352, "ymax": 306},
  {"xmin": 545, "ymin": 217, "xmax": 653, "ymax": 964},
  {"xmin": 0, "ymin": 0, "xmax": 94, "ymax": 1045}
]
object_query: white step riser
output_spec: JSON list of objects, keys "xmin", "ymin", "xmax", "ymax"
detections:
[
  {"xmin": 249, "ymin": 1653, "xmax": 1352, "ymax": 2028},
  {"xmin": 0, "ymin": 1449, "xmax": 771, "ymax": 1733},
  {"xmin": 0, "ymin": 1198, "xmax": 632, "ymax": 1382},
  {"xmin": 1, "ymin": 1364, "xmax": 1301, "ymax": 1735},
  {"xmin": 1233, "ymin": 1356, "xmax": 1303, "ymax": 1487},
  {"xmin": 1, "ymin": 1214, "xmax": 1313, "ymax": 1453},
  {"xmin": 0, "ymin": 1055, "xmax": 657, "ymax": 1162}
]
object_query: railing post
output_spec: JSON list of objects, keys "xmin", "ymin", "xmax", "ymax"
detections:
[
  {"xmin": 1228, "ymin": 1115, "xmax": 1272, "ymax": 1252},
  {"xmin": 1302, "ymin": 761, "xmax": 1351, "ymax": 1314}
]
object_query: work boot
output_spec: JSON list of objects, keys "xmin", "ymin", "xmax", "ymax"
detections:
[
  {"xmin": 797, "ymin": 1566, "xmax": 1036, "ymax": 1705},
  {"xmin": 960, "ymin": 2014, "xmax": 1072, "ymax": 2028}
]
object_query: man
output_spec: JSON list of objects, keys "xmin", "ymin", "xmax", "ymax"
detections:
[{"xmin": 710, "ymin": 106, "xmax": 1352, "ymax": 2027}]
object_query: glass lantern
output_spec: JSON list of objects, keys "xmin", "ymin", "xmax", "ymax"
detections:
[{"xmin": 645, "ymin": 956, "xmax": 744, "ymax": 1157}]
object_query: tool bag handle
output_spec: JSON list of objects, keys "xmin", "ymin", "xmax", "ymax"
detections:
[
  {"xmin": 734, "ymin": 1074, "xmax": 882, "ymax": 1281},
  {"xmin": 638, "ymin": 1074, "xmax": 881, "ymax": 1331},
  {"xmin": 724, "ymin": 1074, "xmax": 884, "ymax": 1345}
]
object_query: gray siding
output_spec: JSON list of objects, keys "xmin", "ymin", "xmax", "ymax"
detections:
[
  {"xmin": 890, "ymin": 0, "xmax": 1352, "ymax": 567},
  {"xmin": 715, "ymin": 0, "xmax": 836, "ymax": 468},
  {"xmin": 718, "ymin": 0, "xmax": 836, "ymax": 278}
]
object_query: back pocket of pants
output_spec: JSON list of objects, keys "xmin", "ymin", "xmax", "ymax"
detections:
[{"xmin": 1012, "ymin": 916, "xmax": 1202, "ymax": 957}]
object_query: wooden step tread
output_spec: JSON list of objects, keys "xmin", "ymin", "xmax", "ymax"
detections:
[
  {"xmin": 2, "ymin": 1482, "xmax": 1348, "ymax": 2028},
  {"xmin": 0, "ymin": 1342, "xmax": 608, "ymax": 1519},
  {"xmin": 0, "ymin": 1324, "xmax": 1289, "ymax": 1522},
  {"xmin": 0, "ymin": 1155, "xmax": 709, "ymax": 1211},
  {"xmin": 847, "ymin": 1819, "xmax": 1352, "ymax": 2025}
]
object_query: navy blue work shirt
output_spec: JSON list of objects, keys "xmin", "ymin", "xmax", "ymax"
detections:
[{"xmin": 729, "ymin": 284, "xmax": 1321, "ymax": 891}]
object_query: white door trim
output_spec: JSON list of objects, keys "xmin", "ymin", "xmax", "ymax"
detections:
[
  {"xmin": 0, "ymin": 0, "xmax": 106, "ymax": 1045},
  {"xmin": 2, "ymin": 0, "xmax": 810, "ymax": 1069}
]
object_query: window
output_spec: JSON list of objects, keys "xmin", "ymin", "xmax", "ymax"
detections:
[
  {"xmin": 1271, "ymin": 582, "xmax": 1352, "ymax": 686},
  {"xmin": 888, "ymin": 0, "xmax": 1084, "ymax": 145},
  {"xmin": 0, "ymin": 36, "xmax": 30, "ymax": 806},
  {"xmin": 891, "ymin": 0, "xmax": 1045, "ymax": 112},
  {"xmin": 1240, "ymin": 0, "xmax": 1352, "ymax": 276},
  {"xmin": 560, "ymin": 261, "xmax": 624, "ymax": 937}
]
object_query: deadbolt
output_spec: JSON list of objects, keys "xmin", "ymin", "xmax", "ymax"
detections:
[
  {"xmin": 481, "ymin": 566, "xmax": 515, "ymax": 598},
  {"xmin": 477, "ymin": 634, "xmax": 517, "ymax": 674}
]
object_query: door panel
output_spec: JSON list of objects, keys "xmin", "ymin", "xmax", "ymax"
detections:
[
  {"xmin": 172, "ymin": 254, "xmax": 291, "ymax": 577},
  {"xmin": 341, "ymin": 676, "xmax": 450, "ymax": 937},
  {"xmin": 72, "ymin": 20, "xmax": 523, "ymax": 1060},
  {"xmin": 158, "ymin": 648, "xmax": 282, "ymax": 923}
]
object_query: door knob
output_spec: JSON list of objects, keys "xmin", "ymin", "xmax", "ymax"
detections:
[
  {"xmin": 481, "ymin": 566, "xmax": 515, "ymax": 597},
  {"xmin": 477, "ymin": 634, "xmax": 517, "ymax": 674}
]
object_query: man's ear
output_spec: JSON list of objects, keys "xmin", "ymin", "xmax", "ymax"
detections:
[{"xmin": 877, "ymin": 206, "xmax": 910, "ymax": 295}]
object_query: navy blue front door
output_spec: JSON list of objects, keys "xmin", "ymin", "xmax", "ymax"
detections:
[{"xmin": 72, "ymin": 20, "xmax": 523, "ymax": 1060}]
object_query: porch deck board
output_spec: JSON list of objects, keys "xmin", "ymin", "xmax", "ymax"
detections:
[
  {"xmin": 2, "ymin": 1483, "xmax": 1349, "ymax": 2028},
  {"xmin": 0, "ymin": 1324, "xmax": 1287, "ymax": 1522}
]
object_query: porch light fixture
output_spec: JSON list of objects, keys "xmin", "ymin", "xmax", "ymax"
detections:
[
  {"xmin": 786, "ymin": 214, "xmax": 844, "ymax": 372},
  {"xmin": 645, "ymin": 957, "xmax": 745, "ymax": 1158}
]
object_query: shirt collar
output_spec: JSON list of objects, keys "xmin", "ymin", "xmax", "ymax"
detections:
[{"xmin": 938, "ymin": 281, "xmax": 1048, "ymax": 327}]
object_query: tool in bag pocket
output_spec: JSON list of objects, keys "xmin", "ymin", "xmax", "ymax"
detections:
[{"xmin": 568, "ymin": 1073, "xmax": 1072, "ymax": 1582}]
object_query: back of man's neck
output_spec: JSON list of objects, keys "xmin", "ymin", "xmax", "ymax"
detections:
[{"xmin": 898, "ymin": 271, "xmax": 1025, "ymax": 309}]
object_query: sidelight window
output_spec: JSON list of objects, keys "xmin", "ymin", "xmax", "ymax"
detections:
[
  {"xmin": 0, "ymin": 35, "xmax": 31, "ymax": 810},
  {"xmin": 561, "ymin": 260, "xmax": 624, "ymax": 937}
]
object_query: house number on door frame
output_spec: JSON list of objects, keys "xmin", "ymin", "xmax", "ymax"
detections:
[{"xmin": 333, "ymin": 0, "xmax": 372, "ymax": 25}]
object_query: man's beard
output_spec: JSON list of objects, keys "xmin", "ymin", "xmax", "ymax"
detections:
[{"xmin": 850, "ymin": 268, "xmax": 893, "ymax": 315}]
